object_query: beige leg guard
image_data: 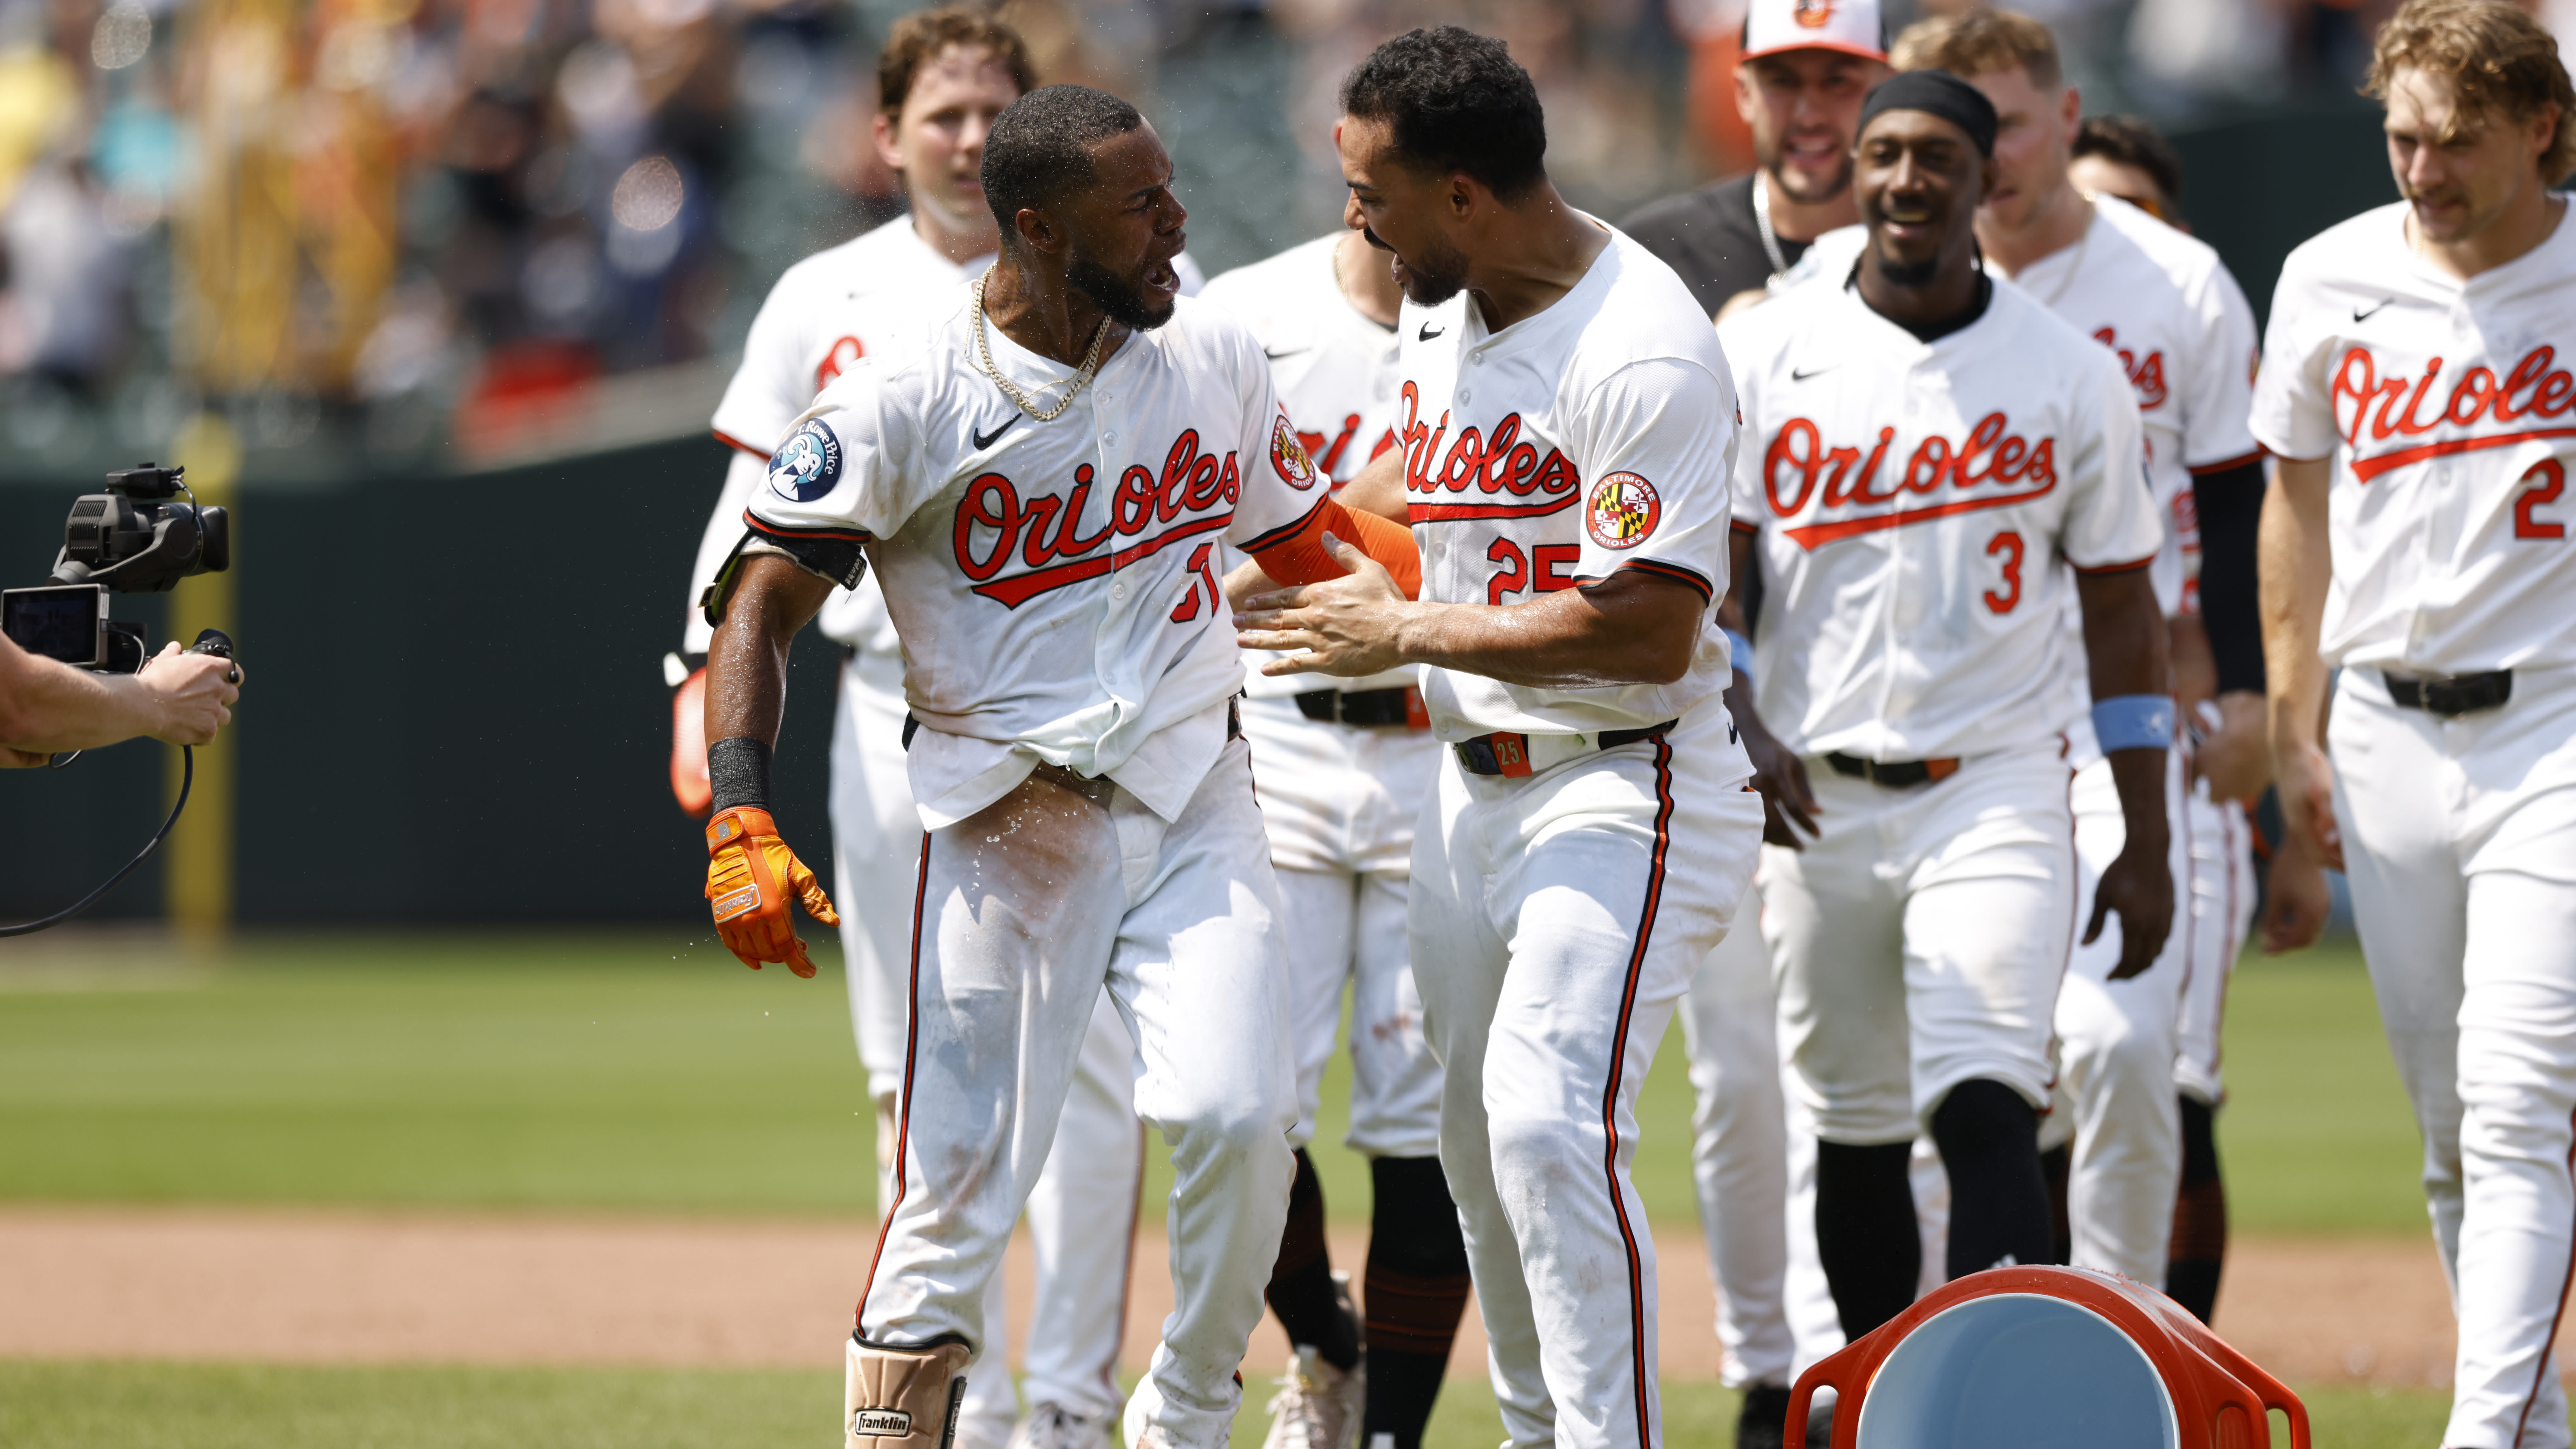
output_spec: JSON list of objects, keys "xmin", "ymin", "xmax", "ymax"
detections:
[{"xmin": 847, "ymin": 1335, "xmax": 972, "ymax": 1449}]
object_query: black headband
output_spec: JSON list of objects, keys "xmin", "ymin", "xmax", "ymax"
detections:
[{"xmin": 1858, "ymin": 69, "xmax": 1998, "ymax": 158}]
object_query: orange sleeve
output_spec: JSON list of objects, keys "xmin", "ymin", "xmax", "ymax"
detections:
[{"xmin": 1244, "ymin": 497, "xmax": 1421, "ymax": 599}]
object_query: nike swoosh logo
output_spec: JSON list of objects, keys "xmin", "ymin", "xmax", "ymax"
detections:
[
  {"xmin": 1264, "ymin": 346, "xmax": 1310, "ymax": 359},
  {"xmin": 1790, "ymin": 365, "xmax": 1836, "ymax": 382},
  {"xmin": 972, "ymin": 416, "xmax": 1019, "ymax": 450},
  {"xmin": 2353, "ymin": 298, "xmax": 2394, "ymax": 323},
  {"xmin": 1418, "ymin": 323, "xmax": 1445, "ymax": 341}
]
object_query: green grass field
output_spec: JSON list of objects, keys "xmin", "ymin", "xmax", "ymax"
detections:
[
  {"xmin": 0, "ymin": 929, "xmax": 2428, "ymax": 1233},
  {"xmin": 0, "ymin": 927, "xmax": 2453, "ymax": 1442}
]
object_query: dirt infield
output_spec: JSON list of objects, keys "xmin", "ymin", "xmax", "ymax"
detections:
[{"xmin": 0, "ymin": 1206, "xmax": 2508, "ymax": 1389}]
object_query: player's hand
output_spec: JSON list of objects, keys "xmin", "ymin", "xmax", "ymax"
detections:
[
  {"xmin": 1235, "ymin": 533, "xmax": 1412, "ymax": 677},
  {"xmin": 2190, "ymin": 691, "xmax": 2270, "ymax": 802},
  {"xmin": 2273, "ymin": 738, "xmax": 2344, "ymax": 872},
  {"xmin": 671, "ymin": 666, "xmax": 712, "ymax": 817},
  {"xmin": 2259, "ymin": 821, "xmax": 2332, "ymax": 954},
  {"xmin": 2088, "ymin": 843, "xmax": 2175, "ymax": 980},
  {"xmin": 704, "ymin": 806, "xmax": 838, "ymax": 978},
  {"xmin": 1736, "ymin": 708, "xmax": 1820, "ymax": 848},
  {"xmin": 139, "ymin": 642, "xmax": 242, "ymax": 746}
]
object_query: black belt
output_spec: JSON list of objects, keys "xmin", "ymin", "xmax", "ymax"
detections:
[
  {"xmin": 2383, "ymin": 669, "xmax": 2512, "ymax": 717},
  {"xmin": 1294, "ymin": 686, "xmax": 1426, "ymax": 729},
  {"xmin": 1825, "ymin": 752, "xmax": 1961, "ymax": 788},
  {"xmin": 1453, "ymin": 719, "xmax": 1678, "ymax": 777},
  {"xmin": 903, "ymin": 698, "xmax": 1241, "ymax": 752}
]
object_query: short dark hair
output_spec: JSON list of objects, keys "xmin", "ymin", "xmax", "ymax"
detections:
[
  {"xmin": 878, "ymin": 7, "xmax": 1037, "ymax": 122},
  {"xmin": 2071, "ymin": 114, "xmax": 2185, "ymax": 207},
  {"xmin": 980, "ymin": 84, "xmax": 1145, "ymax": 239},
  {"xmin": 1339, "ymin": 27, "xmax": 1547, "ymax": 199}
]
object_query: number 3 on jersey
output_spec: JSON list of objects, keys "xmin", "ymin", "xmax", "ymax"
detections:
[{"xmin": 1985, "ymin": 530, "xmax": 2025, "ymax": 613}]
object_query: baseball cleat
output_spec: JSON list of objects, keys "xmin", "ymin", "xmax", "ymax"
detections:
[
  {"xmin": 1259, "ymin": 1344, "xmax": 1365, "ymax": 1449},
  {"xmin": 1007, "ymin": 1401, "xmax": 1118, "ymax": 1449}
]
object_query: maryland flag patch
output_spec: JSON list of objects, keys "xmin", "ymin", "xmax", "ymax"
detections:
[
  {"xmin": 1586, "ymin": 472, "xmax": 1660, "ymax": 549},
  {"xmin": 1271, "ymin": 413, "xmax": 1319, "ymax": 489}
]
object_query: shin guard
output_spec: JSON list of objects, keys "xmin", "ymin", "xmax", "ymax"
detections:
[{"xmin": 845, "ymin": 1335, "xmax": 972, "ymax": 1449}]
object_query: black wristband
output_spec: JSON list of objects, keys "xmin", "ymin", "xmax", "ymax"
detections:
[{"xmin": 707, "ymin": 736, "xmax": 772, "ymax": 813}]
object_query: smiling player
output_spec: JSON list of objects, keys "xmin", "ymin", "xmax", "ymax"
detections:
[
  {"xmin": 2258, "ymin": 5, "xmax": 2576, "ymax": 1444},
  {"xmin": 1717, "ymin": 69, "xmax": 2168, "ymax": 1349}
]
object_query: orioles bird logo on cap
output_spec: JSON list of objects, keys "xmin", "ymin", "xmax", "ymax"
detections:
[{"xmin": 1794, "ymin": 0, "xmax": 1836, "ymax": 26}]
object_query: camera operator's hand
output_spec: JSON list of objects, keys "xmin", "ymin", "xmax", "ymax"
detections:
[
  {"xmin": 1, "ymin": 632, "xmax": 243, "ymax": 761},
  {"xmin": 136, "ymin": 642, "xmax": 242, "ymax": 746}
]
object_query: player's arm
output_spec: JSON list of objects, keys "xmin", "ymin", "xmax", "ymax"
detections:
[
  {"xmin": 2259, "ymin": 454, "xmax": 2340, "ymax": 869},
  {"xmin": 697, "ymin": 552, "xmax": 843, "ymax": 977},
  {"xmin": 2076, "ymin": 564, "xmax": 2178, "ymax": 979},
  {"xmin": 1335, "ymin": 445, "xmax": 1409, "ymax": 524},
  {"xmin": 1718, "ymin": 526, "xmax": 1818, "ymax": 847},
  {"xmin": 1237, "ymin": 538, "xmax": 1702, "ymax": 688},
  {"xmin": 2189, "ymin": 457, "xmax": 2270, "ymax": 799}
]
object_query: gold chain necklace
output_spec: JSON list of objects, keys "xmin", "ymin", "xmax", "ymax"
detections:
[{"xmin": 972, "ymin": 267, "xmax": 1107, "ymax": 423}]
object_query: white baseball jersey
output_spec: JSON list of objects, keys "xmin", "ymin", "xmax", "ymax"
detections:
[
  {"xmin": 745, "ymin": 290, "xmax": 1324, "ymax": 829},
  {"xmin": 1399, "ymin": 223, "xmax": 1746, "ymax": 741},
  {"xmin": 687, "ymin": 216, "xmax": 984, "ymax": 654},
  {"xmin": 1720, "ymin": 275, "xmax": 2162, "ymax": 762},
  {"xmin": 1198, "ymin": 234, "xmax": 1413, "ymax": 698},
  {"xmin": 2011, "ymin": 195, "xmax": 2263, "ymax": 615},
  {"xmin": 2252, "ymin": 199, "xmax": 2576, "ymax": 675}
]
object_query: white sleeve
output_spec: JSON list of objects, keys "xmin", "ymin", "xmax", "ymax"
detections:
[
  {"xmin": 1716, "ymin": 322, "xmax": 1768, "ymax": 527},
  {"xmin": 2181, "ymin": 263, "xmax": 2264, "ymax": 473},
  {"xmin": 743, "ymin": 365, "xmax": 931, "ymax": 552},
  {"xmin": 1563, "ymin": 355, "xmax": 1740, "ymax": 605},
  {"xmin": 2250, "ymin": 255, "xmax": 2340, "ymax": 462},
  {"xmin": 1225, "ymin": 335, "xmax": 1331, "ymax": 550},
  {"xmin": 709, "ymin": 269, "xmax": 814, "ymax": 456},
  {"xmin": 680, "ymin": 448, "xmax": 774, "ymax": 654},
  {"xmin": 2060, "ymin": 352, "xmax": 2165, "ymax": 572}
]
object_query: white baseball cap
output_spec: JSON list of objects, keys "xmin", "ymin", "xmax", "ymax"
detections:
[{"xmin": 1743, "ymin": 0, "xmax": 1888, "ymax": 63}]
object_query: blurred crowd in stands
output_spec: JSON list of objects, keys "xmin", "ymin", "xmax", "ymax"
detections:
[{"xmin": 0, "ymin": 0, "xmax": 2560, "ymax": 468}]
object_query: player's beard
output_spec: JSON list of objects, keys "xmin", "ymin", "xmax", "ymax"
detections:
[
  {"xmin": 1393, "ymin": 231, "xmax": 1473, "ymax": 307},
  {"xmin": 1067, "ymin": 251, "xmax": 1176, "ymax": 331},
  {"xmin": 1759, "ymin": 136, "xmax": 1854, "ymax": 206},
  {"xmin": 1868, "ymin": 248, "xmax": 1942, "ymax": 289}
]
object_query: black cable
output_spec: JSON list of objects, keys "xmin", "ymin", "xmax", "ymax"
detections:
[{"xmin": 0, "ymin": 744, "xmax": 192, "ymax": 937}]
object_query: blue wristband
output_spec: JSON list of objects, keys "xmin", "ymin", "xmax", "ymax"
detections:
[
  {"xmin": 2091, "ymin": 694, "xmax": 2175, "ymax": 753},
  {"xmin": 1722, "ymin": 627, "xmax": 1755, "ymax": 689}
]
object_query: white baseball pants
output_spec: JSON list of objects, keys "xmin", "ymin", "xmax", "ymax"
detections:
[
  {"xmin": 1411, "ymin": 711, "xmax": 1761, "ymax": 1449},
  {"xmin": 833, "ymin": 653, "xmax": 1146, "ymax": 1433},
  {"xmin": 2042, "ymin": 747, "xmax": 2191, "ymax": 1287},
  {"xmin": 2174, "ymin": 782, "xmax": 2255, "ymax": 1108},
  {"xmin": 1243, "ymin": 697, "xmax": 1445, "ymax": 1158},
  {"xmin": 855, "ymin": 731, "xmax": 1294, "ymax": 1449},
  {"xmin": 1768, "ymin": 742, "xmax": 2076, "ymax": 1146},
  {"xmin": 1674, "ymin": 883, "xmax": 1794, "ymax": 1390},
  {"xmin": 2333, "ymin": 665, "xmax": 2576, "ymax": 1449}
]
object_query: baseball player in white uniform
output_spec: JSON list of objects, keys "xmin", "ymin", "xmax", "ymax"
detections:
[
  {"xmin": 668, "ymin": 20, "xmax": 1153, "ymax": 1449},
  {"xmin": 2257, "ymin": 6, "xmax": 2576, "ymax": 1444},
  {"xmin": 692, "ymin": 86, "xmax": 1423, "ymax": 1449},
  {"xmin": 1718, "ymin": 70, "xmax": 2170, "ymax": 1351},
  {"xmin": 1198, "ymin": 232, "xmax": 1471, "ymax": 1449},
  {"xmin": 1239, "ymin": 30, "xmax": 1763, "ymax": 1449},
  {"xmin": 1884, "ymin": 10, "xmax": 2268, "ymax": 1295},
  {"xmin": 1631, "ymin": 8, "xmax": 1894, "ymax": 1444}
]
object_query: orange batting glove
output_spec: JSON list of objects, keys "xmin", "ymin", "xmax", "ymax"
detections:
[{"xmin": 704, "ymin": 806, "xmax": 838, "ymax": 978}]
